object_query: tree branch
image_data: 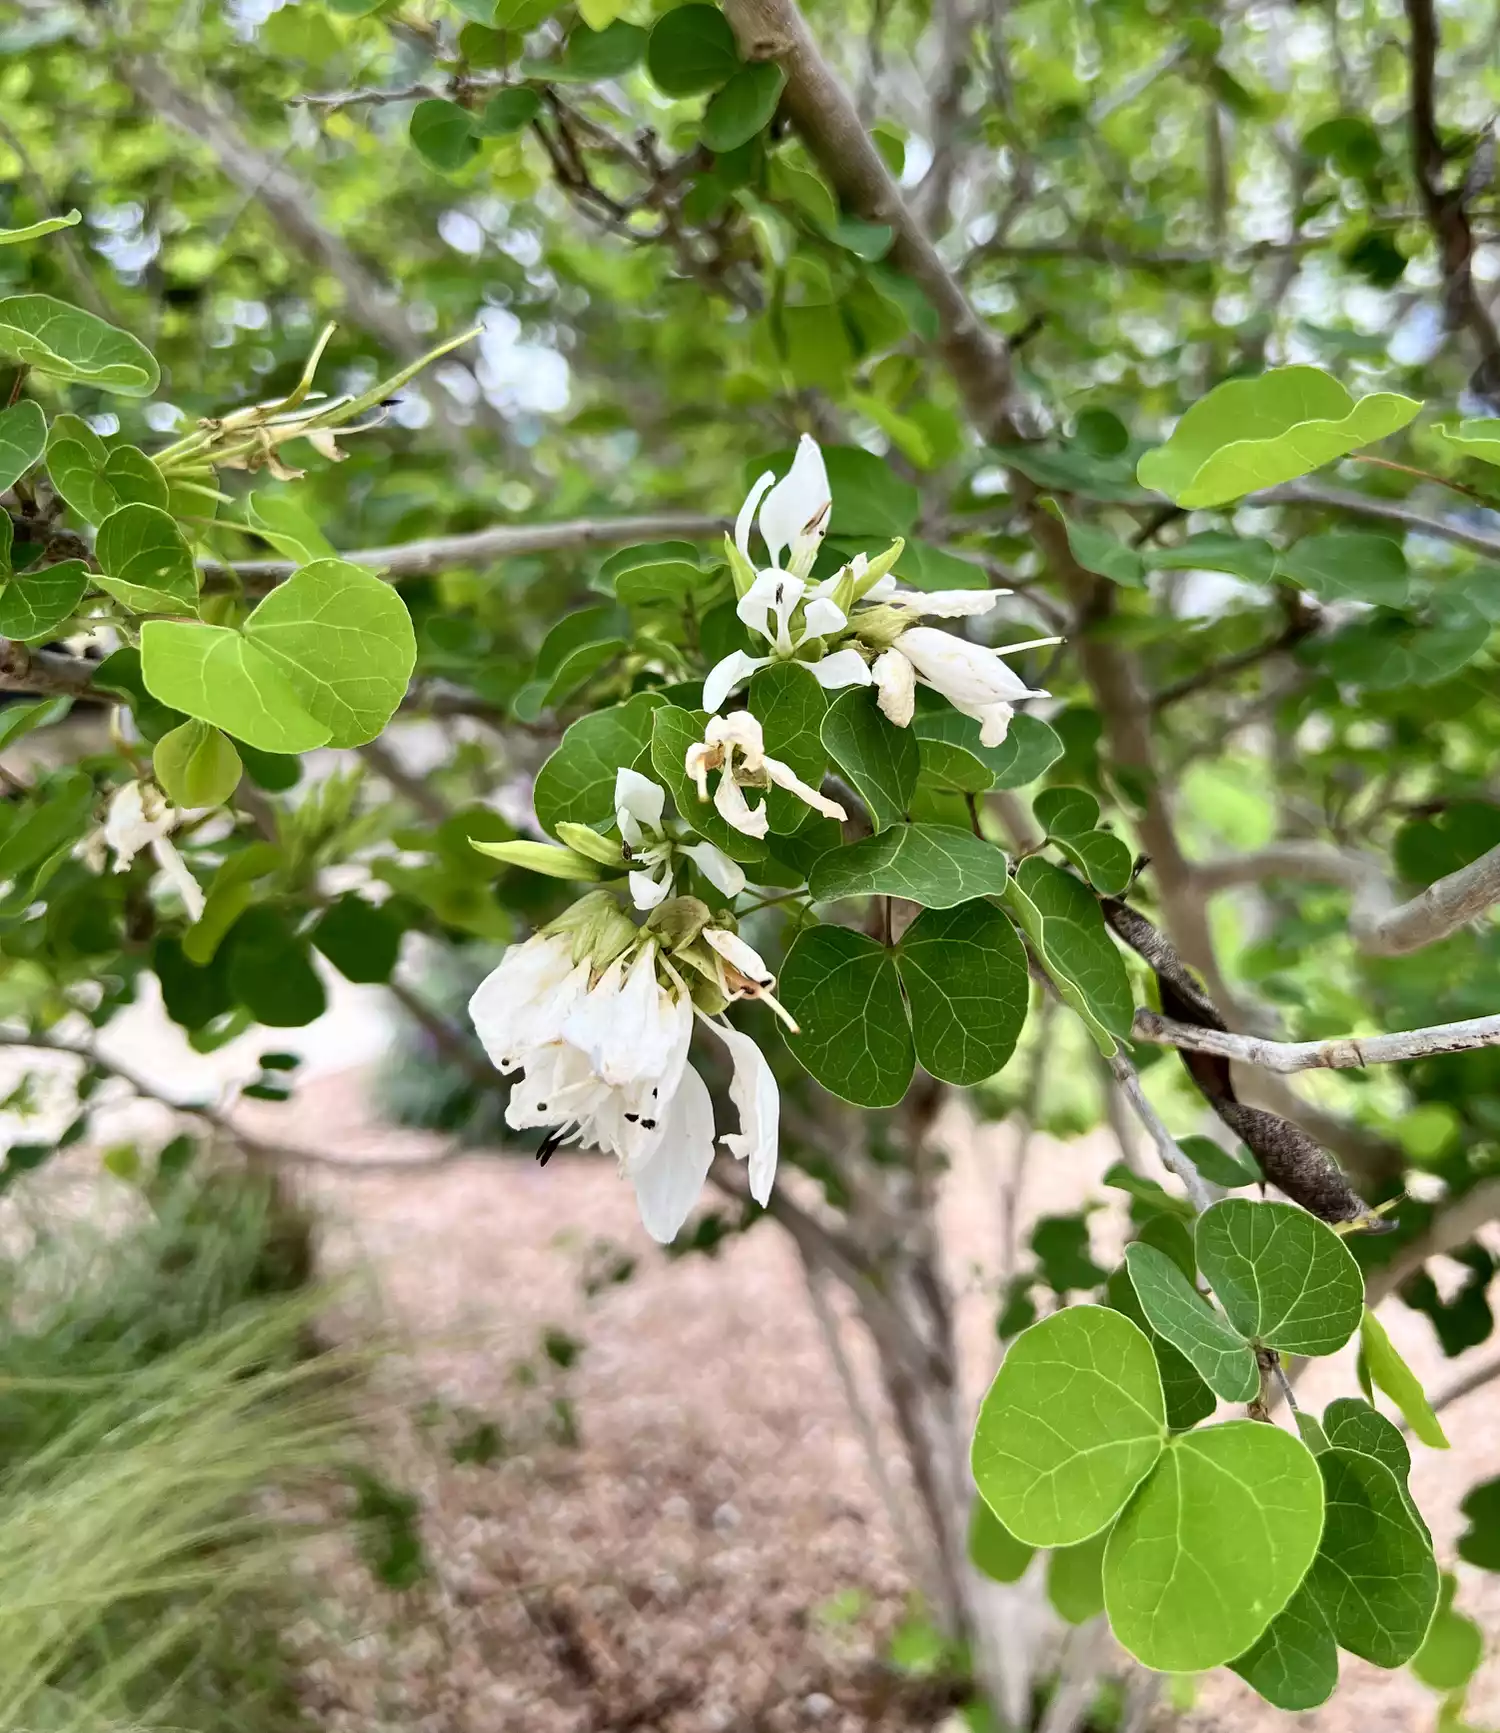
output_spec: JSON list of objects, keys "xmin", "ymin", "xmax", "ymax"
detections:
[
  {"xmin": 1254, "ymin": 481, "xmax": 1500, "ymax": 559},
  {"xmin": 1134, "ymin": 1009, "xmax": 1500, "ymax": 1073},
  {"xmin": 0, "ymin": 641, "xmax": 101, "ymax": 697}
]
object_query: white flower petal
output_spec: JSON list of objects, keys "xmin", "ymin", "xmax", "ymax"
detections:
[
  {"xmin": 978, "ymin": 702, "xmax": 1016, "ymax": 747},
  {"xmin": 871, "ymin": 647, "xmax": 917, "ymax": 729},
  {"xmin": 763, "ymin": 754, "xmax": 846, "ymax": 821},
  {"xmin": 736, "ymin": 469, "xmax": 776, "ymax": 561},
  {"xmin": 628, "ymin": 863, "xmax": 673, "ymax": 910},
  {"xmin": 894, "ymin": 626, "xmax": 1047, "ymax": 706},
  {"xmin": 737, "ymin": 570, "xmax": 803, "ymax": 654},
  {"xmin": 807, "ymin": 648, "xmax": 873, "ymax": 692},
  {"xmin": 682, "ymin": 841, "xmax": 746, "ymax": 897},
  {"xmin": 709, "ymin": 1020, "xmax": 780, "ymax": 1206},
  {"xmin": 563, "ymin": 944, "xmax": 692, "ymax": 1089},
  {"xmin": 702, "ymin": 650, "xmax": 770, "ymax": 714},
  {"xmin": 888, "ymin": 587, "xmax": 1009, "ymax": 617},
  {"xmin": 615, "ymin": 767, "xmax": 666, "ymax": 838},
  {"xmin": 151, "ymin": 837, "xmax": 205, "ymax": 924},
  {"xmin": 630, "ymin": 1062, "xmax": 717, "ymax": 1244},
  {"xmin": 713, "ymin": 771, "xmax": 769, "ymax": 839},
  {"xmin": 469, "ymin": 933, "xmax": 583, "ymax": 1071},
  {"xmin": 104, "ymin": 780, "xmax": 176, "ymax": 871},
  {"xmin": 703, "ymin": 926, "xmax": 773, "ymax": 984},
  {"xmin": 758, "ymin": 434, "xmax": 831, "ymax": 569},
  {"xmin": 801, "ymin": 596, "xmax": 847, "ymax": 639}
]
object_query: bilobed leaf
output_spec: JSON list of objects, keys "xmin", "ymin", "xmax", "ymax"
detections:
[
  {"xmin": 777, "ymin": 923, "xmax": 914, "ymax": 1108},
  {"xmin": 0, "ymin": 294, "xmax": 160, "ymax": 394},
  {"xmin": 1196, "ymin": 1199, "xmax": 1364, "ymax": 1356},
  {"xmin": 821, "ymin": 687, "xmax": 918, "ymax": 830},
  {"xmin": 1010, "ymin": 857, "xmax": 1134, "ymax": 1042},
  {"xmin": 971, "ymin": 1305, "xmax": 1166, "ymax": 1548},
  {"xmin": 534, "ymin": 692, "xmax": 664, "ymax": 834},
  {"xmin": 894, "ymin": 899, "xmax": 1028, "ymax": 1084},
  {"xmin": 45, "ymin": 413, "xmax": 115, "ymax": 523},
  {"xmin": 1048, "ymin": 1529, "xmax": 1108, "ymax": 1625},
  {"xmin": 614, "ymin": 559, "xmax": 708, "ymax": 607},
  {"xmin": 1105, "ymin": 1267, "xmax": 1216, "ymax": 1432},
  {"xmin": 1124, "ymin": 1241, "xmax": 1259, "ymax": 1402},
  {"xmin": 810, "ymin": 822, "xmax": 1010, "ymax": 907},
  {"xmin": 968, "ymin": 1500, "xmax": 1033, "ymax": 1584},
  {"xmin": 0, "ymin": 399, "xmax": 45, "ymax": 494},
  {"xmin": 152, "ymin": 720, "xmax": 242, "ymax": 808},
  {"xmin": 243, "ymin": 558, "xmax": 417, "ymax": 747},
  {"xmin": 1322, "ymin": 1397, "xmax": 1426, "ymax": 1535},
  {"xmin": 99, "ymin": 444, "xmax": 169, "ymax": 511},
  {"xmin": 647, "ymin": 3, "xmax": 740, "ymax": 94},
  {"xmin": 1103, "ymin": 1422, "xmax": 1325, "ymax": 1672},
  {"xmin": 1136, "ymin": 366, "xmax": 1420, "ymax": 508},
  {"xmin": 94, "ymin": 503, "xmax": 200, "ymax": 613},
  {"xmin": 0, "ymin": 210, "xmax": 82, "ymax": 246},
  {"xmin": 1230, "ymin": 1583, "xmax": 1339, "ymax": 1710},
  {"xmin": 749, "ymin": 661, "xmax": 829, "ymax": 833},
  {"xmin": 1359, "ymin": 1309, "xmax": 1449, "ymax": 1449},
  {"xmin": 0, "ymin": 559, "xmax": 88, "ymax": 642},
  {"xmin": 140, "ymin": 621, "xmax": 332, "ymax": 754},
  {"xmin": 409, "ymin": 99, "xmax": 479, "ymax": 172},
  {"xmin": 1308, "ymin": 1445, "xmax": 1438, "ymax": 1667},
  {"xmin": 650, "ymin": 704, "xmax": 767, "ymax": 863},
  {"xmin": 700, "ymin": 61, "xmax": 785, "ymax": 152},
  {"xmin": 1411, "ymin": 1573, "xmax": 1483, "ymax": 1692},
  {"xmin": 1281, "ymin": 531, "xmax": 1408, "ymax": 606},
  {"xmin": 1033, "ymin": 786, "xmax": 1099, "ymax": 838},
  {"xmin": 556, "ymin": 19, "xmax": 646, "ymax": 77}
]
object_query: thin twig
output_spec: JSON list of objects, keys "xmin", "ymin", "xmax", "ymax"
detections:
[{"xmin": 1133, "ymin": 1009, "xmax": 1500, "ymax": 1073}]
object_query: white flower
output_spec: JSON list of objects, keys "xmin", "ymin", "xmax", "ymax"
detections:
[
  {"xmin": 707, "ymin": 1018, "xmax": 779, "ymax": 1204},
  {"xmin": 874, "ymin": 627, "xmax": 1061, "ymax": 747},
  {"xmin": 93, "ymin": 780, "xmax": 205, "ymax": 923},
  {"xmin": 468, "ymin": 929, "xmax": 590, "ymax": 1072},
  {"xmin": 685, "ymin": 711, "xmax": 846, "ymax": 839},
  {"xmin": 614, "ymin": 766, "xmax": 744, "ymax": 910},
  {"xmin": 737, "ymin": 432, "xmax": 831, "ymax": 575}
]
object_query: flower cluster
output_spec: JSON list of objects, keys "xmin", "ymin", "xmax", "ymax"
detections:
[
  {"xmin": 83, "ymin": 779, "xmax": 205, "ymax": 923},
  {"xmin": 469, "ymin": 893, "xmax": 781, "ymax": 1244}
]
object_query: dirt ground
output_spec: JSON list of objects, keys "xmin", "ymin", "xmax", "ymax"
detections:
[{"xmin": 247, "ymin": 1066, "xmax": 1500, "ymax": 1733}]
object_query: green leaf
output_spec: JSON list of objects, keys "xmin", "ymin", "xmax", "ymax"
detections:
[
  {"xmin": 1433, "ymin": 418, "xmax": 1500, "ymax": 469},
  {"xmin": 894, "ymin": 899, "xmax": 1028, "ymax": 1085},
  {"xmin": 471, "ymin": 837, "xmax": 605, "ymax": 880},
  {"xmin": 1048, "ymin": 1529, "xmax": 1108, "ymax": 1625},
  {"xmin": 1104, "ymin": 1422, "xmax": 1325, "ymax": 1672},
  {"xmin": 778, "ymin": 923, "xmax": 914, "ymax": 1107},
  {"xmin": 614, "ymin": 559, "xmax": 707, "ymax": 607},
  {"xmin": 749, "ymin": 661, "xmax": 829, "ymax": 832},
  {"xmin": 1313, "ymin": 608, "xmax": 1489, "ymax": 691},
  {"xmin": 409, "ymin": 99, "xmax": 479, "ymax": 173},
  {"xmin": 243, "ymin": 559, "xmax": 416, "ymax": 747},
  {"xmin": 968, "ymin": 1500, "xmax": 1034, "ymax": 1584},
  {"xmin": 140, "ymin": 621, "xmax": 332, "ymax": 754},
  {"xmin": 1124, "ymin": 1241, "xmax": 1259, "ymax": 1402},
  {"xmin": 245, "ymin": 491, "xmax": 338, "ymax": 563},
  {"xmin": 1147, "ymin": 532, "xmax": 1279, "ymax": 586},
  {"xmin": 1177, "ymin": 1133, "xmax": 1261, "ymax": 1187},
  {"xmin": 558, "ymin": 20, "xmax": 647, "ymax": 77},
  {"xmin": 820, "ymin": 687, "xmax": 918, "ymax": 830},
  {"xmin": 1412, "ymin": 1573, "xmax": 1483, "ymax": 1693},
  {"xmin": 0, "ymin": 295, "xmax": 160, "ymax": 395},
  {"xmin": 310, "ymin": 893, "xmax": 403, "ymax": 985},
  {"xmin": 0, "ymin": 399, "xmax": 45, "ymax": 494},
  {"xmin": 0, "ymin": 559, "xmax": 88, "ymax": 642},
  {"xmin": 1032, "ymin": 786, "xmax": 1099, "ymax": 838},
  {"xmin": 226, "ymin": 906, "xmax": 327, "ymax": 1027},
  {"xmin": 1229, "ymin": 1583, "xmax": 1338, "ymax": 1710},
  {"xmin": 1359, "ymin": 1309, "xmax": 1450, "ymax": 1449},
  {"xmin": 700, "ymin": 61, "xmax": 786, "ymax": 153},
  {"xmin": 534, "ymin": 692, "xmax": 664, "ymax": 834},
  {"xmin": 1010, "ymin": 857, "xmax": 1134, "ymax": 1042},
  {"xmin": 971, "ymin": 1305, "xmax": 1165, "ymax": 1548},
  {"xmin": 45, "ymin": 413, "xmax": 115, "ymax": 524},
  {"xmin": 152, "ymin": 720, "xmax": 242, "ymax": 807},
  {"xmin": 1456, "ymin": 1476, "xmax": 1500, "ymax": 1571},
  {"xmin": 0, "ymin": 210, "xmax": 82, "ymax": 246},
  {"xmin": 182, "ymin": 843, "xmax": 281, "ymax": 966},
  {"xmin": 1280, "ymin": 531, "xmax": 1408, "ymax": 606},
  {"xmin": 647, "ymin": 3, "xmax": 740, "ymax": 94},
  {"xmin": 1136, "ymin": 367, "xmax": 1421, "ymax": 508},
  {"xmin": 1322, "ymin": 1398, "xmax": 1426, "ymax": 1533},
  {"xmin": 1053, "ymin": 507, "xmax": 1144, "ymax": 587},
  {"xmin": 650, "ymin": 704, "xmax": 767, "ymax": 863},
  {"xmin": 94, "ymin": 503, "xmax": 200, "ymax": 613},
  {"xmin": 810, "ymin": 822, "xmax": 1009, "ymax": 908},
  {"xmin": 1104, "ymin": 1266, "xmax": 1216, "ymax": 1432},
  {"xmin": 102, "ymin": 443, "xmax": 170, "ymax": 510},
  {"xmin": 1195, "ymin": 1199, "xmax": 1364, "ymax": 1356},
  {"xmin": 1308, "ymin": 1445, "xmax": 1439, "ymax": 1667},
  {"xmin": 476, "ymin": 86, "xmax": 543, "ymax": 134},
  {"xmin": 0, "ymin": 695, "xmax": 71, "ymax": 752}
]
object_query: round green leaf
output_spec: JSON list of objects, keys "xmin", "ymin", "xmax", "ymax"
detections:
[
  {"xmin": 0, "ymin": 294, "xmax": 160, "ymax": 395},
  {"xmin": 1229, "ymin": 1582, "xmax": 1338, "ymax": 1710},
  {"xmin": 559, "ymin": 20, "xmax": 647, "ymax": 77},
  {"xmin": 1048, "ymin": 1529, "xmax": 1107, "ymax": 1625},
  {"xmin": 1457, "ymin": 1476, "xmax": 1500, "ymax": 1571},
  {"xmin": 1177, "ymin": 1133, "xmax": 1261, "ymax": 1188},
  {"xmin": 1281, "ymin": 531, "xmax": 1408, "ymax": 606},
  {"xmin": 95, "ymin": 503, "xmax": 200, "ymax": 614},
  {"xmin": 1411, "ymin": 1573, "xmax": 1482, "ymax": 1692},
  {"xmin": 226, "ymin": 906, "xmax": 327, "ymax": 1027},
  {"xmin": 0, "ymin": 560, "xmax": 89, "ymax": 644},
  {"xmin": 476, "ymin": 86, "xmax": 542, "ymax": 134},
  {"xmin": 152, "ymin": 720, "xmax": 242, "ymax": 808},
  {"xmin": 821, "ymin": 686, "xmax": 918, "ymax": 831},
  {"xmin": 700, "ymin": 60, "xmax": 786, "ymax": 153},
  {"xmin": 45, "ymin": 413, "xmax": 115, "ymax": 524},
  {"xmin": 310, "ymin": 893, "xmax": 403, "ymax": 985},
  {"xmin": 0, "ymin": 399, "xmax": 45, "ymax": 495},
  {"xmin": 809, "ymin": 822, "xmax": 1009, "ymax": 907},
  {"xmin": 243, "ymin": 559, "xmax": 417, "ymax": 747},
  {"xmin": 1007, "ymin": 856, "xmax": 1134, "ymax": 1042},
  {"xmin": 968, "ymin": 1500, "xmax": 1034, "ymax": 1584},
  {"xmin": 894, "ymin": 899, "xmax": 1028, "ymax": 1084},
  {"xmin": 971, "ymin": 1305, "xmax": 1166, "ymax": 1548},
  {"xmin": 140, "ymin": 621, "xmax": 332, "ymax": 754},
  {"xmin": 409, "ymin": 99, "xmax": 479, "ymax": 172},
  {"xmin": 1196, "ymin": 1198, "xmax": 1364, "ymax": 1356},
  {"xmin": 778, "ymin": 923, "xmax": 914, "ymax": 1107},
  {"xmin": 1104, "ymin": 1421, "xmax": 1325, "ymax": 1672},
  {"xmin": 648, "ymin": 4, "xmax": 740, "ymax": 95},
  {"xmin": 1124, "ymin": 1241, "xmax": 1259, "ymax": 1403},
  {"xmin": 534, "ymin": 692, "xmax": 664, "ymax": 835},
  {"xmin": 1322, "ymin": 1397, "xmax": 1426, "ymax": 1535},
  {"xmin": 1307, "ymin": 1445, "xmax": 1438, "ymax": 1668}
]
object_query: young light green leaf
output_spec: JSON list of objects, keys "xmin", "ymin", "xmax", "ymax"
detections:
[
  {"xmin": 650, "ymin": 704, "xmax": 767, "ymax": 863},
  {"xmin": 0, "ymin": 399, "xmax": 45, "ymax": 494},
  {"xmin": 1411, "ymin": 1573, "xmax": 1483, "ymax": 1693},
  {"xmin": 1136, "ymin": 366, "xmax": 1421, "ymax": 508},
  {"xmin": 0, "ymin": 294, "xmax": 161, "ymax": 395},
  {"xmin": 0, "ymin": 559, "xmax": 89, "ymax": 643},
  {"xmin": 1104, "ymin": 1421, "xmax": 1325, "ymax": 1672},
  {"xmin": 95, "ymin": 503, "xmax": 200, "ymax": 613},
  {"xmin": 1124, "ymin": 1241, "xmax": 1259, "ymax": 1402},
  {"xmin": 1047, "ymin": 1529, "xmax": 1108, "ymax": 1625},
  {"xmin": 409, "ymin": 98, "xmax": 479, "ymax": 173},
  {"xmin": 1196, "ymin": 1199, "xmax": 1365, "ymax": 1357},
  {"xmin": 647, "ymin": 3, "xmax": 740, "ymax": 94},
  {"xmin": 778, "ymin": 923, "xmax": 914, "ymax": 1107},
  {"xmin": 0, "ymin": 694, "xmax": 71, "ymax": 752},
  {"xmin": 152, "ymin": 719, "xmax": 243, "ymax": 808},
  {"xmin": 0, "ymin": 210, "xmax": 82, "ymax": 246},
  {"xmin": 534, "ymin": 692, "xmax": 664, "ymax": 835},
  {"xmin": 821, "ymin": 686, "xmax": 918, "ymax": 830},
  {"xmin": 243, "ymin": 559, "xmax": 417, "ymax": 747},
  {"xmin": 102, "ymin": 443, "xmax": 170, "ymax": 510},
  {"xmin": 246, "ymin": 492, "xmax": 339, "ymax": 564},
  {"xmin": 894, "ymin": 898, "xmax": 1028, "ymax": 1085},
  {"xmin": 810, "ymin": 822, "xmax": 1009, "ymax": 907},
  {"xmin": 1281, "ymin": 531, "xmax": 1409, "ymax": 606},
  {"xmin": 968, "ymin": 1499, "xmax": 1034, "ymax": 1584},
  {"xmin": 1229, "ymin": 1582, "xmax": 1339, "ymax": 1710},
  {"xmin": 700, "ymin": 61, "xmax": 785, "ymax": 152},
  {"xmin": 1308, "ymin": 1445, "xmax": 1439, "ymax": 1667},
  {"xmin": 1433, "ymin": 418, "xmax": 1500, "ymax": 469},
  {"xmin": 971, "ymin": 1305, "xmax": 1166, "ymax": 1548},
  {"xmin": 1359, "ymin": 1309, "xmax": 1450, "ymax": 1449},
  {"xmin": 140, "ymin": 621, "xmax": 331, "ymax": 754}
]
